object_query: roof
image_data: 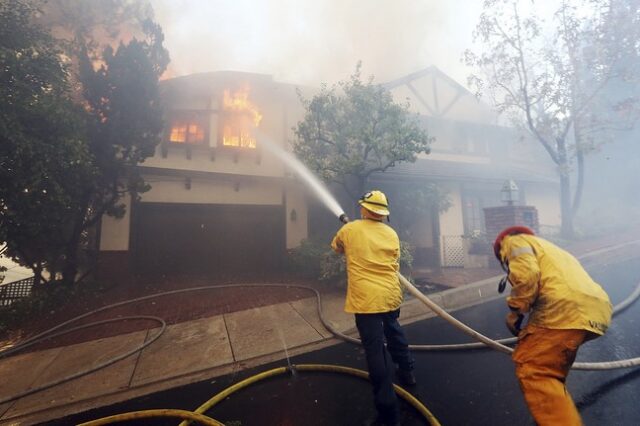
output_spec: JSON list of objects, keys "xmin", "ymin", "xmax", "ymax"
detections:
[{"xmin": 372, "ymin": 158, "xmax": 557, "ymax": 184}]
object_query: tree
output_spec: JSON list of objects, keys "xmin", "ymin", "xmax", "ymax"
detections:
[
  {"xmin": 391, "ymin": 183, "xmax": 451, "ymax": 242},
  {"xmin": 465, "ymin": 0, "xmax": 640, "ymax": 238},
  {"xmin": 0, "ymin": 0, "xmax": 94, "ymax": 284},
  {"xmin": 0, "ymin": 0, "xmax": 169, "ymax": 285},
  {"xmin": 293, "ymin": 65, "xmax": 433, "ymax": 212}
]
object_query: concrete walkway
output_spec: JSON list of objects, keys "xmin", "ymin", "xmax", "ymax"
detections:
[
  {"xmin": 0, "ymin": 273, "xmax": 510, "ymax": 426},
  {"xmin": 2, "ymin": 233, "xmax": 640, "ymax": 425}
]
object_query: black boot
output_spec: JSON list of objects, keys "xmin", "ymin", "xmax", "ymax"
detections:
[{"xmin": 397, "ymin": 369, "xmax": 416, "ymax": 386}]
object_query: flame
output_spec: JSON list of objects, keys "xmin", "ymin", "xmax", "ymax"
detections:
[
  {"xmin": 169, "ymin": 121, "xmax": 204, "ymax": 144},
  {"xmin": 222, "ymin": 87, "xmax": 261, "ymax": 149},
  {"xmin": 223, "ymin": 87, "xmax": 262, "ymax": 126}
]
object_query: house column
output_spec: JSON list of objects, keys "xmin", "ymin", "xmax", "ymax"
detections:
[
  {"xmin": 285, "ymin": 183, "xmax": 308, "ymax": 249},
  {"xmin": 438, "ymin": 183, "xmax": 465, "ymax": 267},
  {"xmin": 97, "ymin": 193, "xmax": 132, "ymax": 280}
]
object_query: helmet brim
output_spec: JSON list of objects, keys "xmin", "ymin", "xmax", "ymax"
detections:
[{"xmin": 359, "ymin": 200, "xmax": 390, "ymax": 216}]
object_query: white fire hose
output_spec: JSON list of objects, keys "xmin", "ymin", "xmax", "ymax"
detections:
[{"xmin": 397, "ymin": 273, "xmax": 640, "ymax": 370}]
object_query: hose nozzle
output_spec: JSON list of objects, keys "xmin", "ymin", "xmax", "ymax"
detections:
[{"xmin": 338, "ymin": 213, "xmax": 349, "ymax": 224}]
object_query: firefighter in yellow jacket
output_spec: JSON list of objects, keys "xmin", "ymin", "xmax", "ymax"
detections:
[
  {"xmin": 493, "ymin": 226, "xmax": 612, "ymax": 426},
  {"xmin": 331, "ymin": 190, "xmax": 415, "ymax": 426}
]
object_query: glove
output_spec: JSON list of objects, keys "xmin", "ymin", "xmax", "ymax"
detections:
[
  {"xmin": 498, "ymin": 276, "xmax": 509, "ymax": 293},
  {"xmin": 506, "ymin": 312, "xmax": 524, "ymax": 337}
]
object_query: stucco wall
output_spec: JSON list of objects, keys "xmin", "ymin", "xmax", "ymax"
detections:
[
  {"xmin": 140, "ymin": 175, "xmax": 283, "ymax": 205},
  {"xmin": 406, "ymin": 210, "xmax": 434, "ymax": 249},
  {"xmin": 99, "ymin": 194, "xmax": 131, "ymax": 251},
  {"xmin": 524, "ymin": 184, "xmax": 561, "ymax": 229},
  {"xmin": 285, "ymin": 183, "xmax": 309, "ymax": 249},
  {"xmin": 438, "ymin": 183, "xmax": 465, "ymax": 266},
  {"xmin": 439, "ymin": 183, "xmax": 464, "ymax": 236}
]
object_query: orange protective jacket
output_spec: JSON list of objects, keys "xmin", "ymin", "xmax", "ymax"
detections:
[
  {"xmin": 331, "ymin": 219, "xmax": 403, "ymax": 314},
  {"xmin": 500, "ymin": 234, "xmax": 612, "ymax": 336}
]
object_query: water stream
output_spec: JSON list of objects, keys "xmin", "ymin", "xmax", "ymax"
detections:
[{"xmin": 260, "ymin": 137, "xmax": 345, "ymax": 218}]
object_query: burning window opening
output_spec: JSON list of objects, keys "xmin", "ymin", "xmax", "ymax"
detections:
[
  {"xmin": 221, "ymin": 87, "xmax": 262, "ymax": 149},
  {"xmin": 169, "ymin": 120, "xmax": 205, "ymax": 144}
]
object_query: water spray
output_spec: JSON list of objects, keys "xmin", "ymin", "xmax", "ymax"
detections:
[
  {"xmin": 260, "ymin": 136, "xmax": 640, "ymax": 369},
  {"xmin": 259, "ymin": 137, "xmax": 344, "ymax": 217}
]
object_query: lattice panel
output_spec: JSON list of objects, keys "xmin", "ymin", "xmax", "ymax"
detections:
[
  {"xmin": 442, "ymin": 235, "xmax": 465, "ymax": 267},
  {"xmin": 0, "ymin": 276, "xmax": 35, "ymax": 306}
]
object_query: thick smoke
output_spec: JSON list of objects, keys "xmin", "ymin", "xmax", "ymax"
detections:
[{"xmin": 150, "ymin": 0, "xmax": 482, "ymax": 85}]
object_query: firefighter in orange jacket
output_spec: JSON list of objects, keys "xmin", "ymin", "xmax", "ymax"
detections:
[
  {"xmin": 331, "ymin": 190, "xmax": 415, "ymax": 426},
  {"xmin": 494, "ymin": 226, "xmax": 612, "ymax": 426}
]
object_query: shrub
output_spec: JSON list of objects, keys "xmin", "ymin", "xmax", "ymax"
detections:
[
  {"xmin": 287, "ymin": 238, "xmax": 328, "ymax": 278},
  {"xmin": 287, "ymin": 238, "xmax": 414, "ymax": 287},
  {"xmin": 0, "ymin": 278, "xmax": 106, "ymax": 336}
]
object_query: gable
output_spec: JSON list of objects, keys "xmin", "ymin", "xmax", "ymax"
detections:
[{"xmin": 384, "ymin": 66, "xmax": 499, "ymax": 125}]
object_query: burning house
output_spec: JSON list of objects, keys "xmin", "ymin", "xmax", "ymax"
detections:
[
  {"xmin": 97, "ymin": 68, "xmax": 559, "ymax": 278},
  {"xmin": 97, "ymin": 71, "xmax": 308, "ymax": 278}
]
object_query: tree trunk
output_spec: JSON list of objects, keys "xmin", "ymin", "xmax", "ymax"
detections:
[
  {"xmin": 557, "ymin": 139, "xmax": 574, "ymax": 239},
  {"xmin": 61, "ymin": 195, "xmax": 90, "ymax": 285},
  {"xmin": 341, "ymin": 175, "xmax": 367, "ymax": 219},
  {"xmin": 572, "ymin": 146, "xmax": 585, "ymax": 217},
  {"xmin": 33, "ymin": 264, "xmax": 42, "ymax": 286},
  {"xmin": 559, "ymin": 171, "xmax": 574, "ymax": 239}
]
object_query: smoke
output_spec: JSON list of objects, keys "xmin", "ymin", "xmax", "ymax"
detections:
[{"xmin": 150, "ymin": 0, "xmax": 482, "ymax": 85}]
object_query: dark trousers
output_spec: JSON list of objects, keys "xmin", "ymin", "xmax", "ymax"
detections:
[{"xmin": 355, "ymin": 309, "xmax": 414, "ymax": 423}]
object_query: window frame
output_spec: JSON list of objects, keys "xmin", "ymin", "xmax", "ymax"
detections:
[{"xmin": 166, "ymin": 112, "xmax": 209, "ymax": 146}]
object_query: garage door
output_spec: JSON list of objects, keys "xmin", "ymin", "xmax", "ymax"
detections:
[{"xmin": 131, "ymin": 202, "xmax": 286, "ymax": 277}]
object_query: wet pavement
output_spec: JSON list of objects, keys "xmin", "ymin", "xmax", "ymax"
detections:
[{"xmin": 50, "ymin": 257, "xmax": 640, "ymax": 425}]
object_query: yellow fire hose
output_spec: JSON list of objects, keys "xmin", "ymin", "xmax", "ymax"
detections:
[
  {"xmin": 78, "ymin": 364, "xmax": 440, "ymax": 426},
  {"xmin": 77, "ymin": 409, "xmax": 223, "ymax": 426},
  {"xmin": 3, "ymin": 242, "xmax": 638, "ymax": 422}
]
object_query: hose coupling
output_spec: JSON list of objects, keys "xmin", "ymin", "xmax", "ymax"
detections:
[{"xmin": 288, "ymin": 364, "xmax": 299, "ymax": 379}]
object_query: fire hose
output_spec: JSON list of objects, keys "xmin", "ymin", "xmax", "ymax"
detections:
[
  {"xmin": 75, "ymin": 365, "xmax": 439, "ymax": 426},
  {"xmin": 0, "ymin": 245, "xmax": 639, "ymax": 421}
]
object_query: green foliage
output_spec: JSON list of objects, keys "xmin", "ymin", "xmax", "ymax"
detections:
[
  {"xmin": 463, "ymin": 230, "xmax": 492, "ymax": 255},
  {"xmin": 288, "ymin": 238, "xmax": 414, "ymax": 287},
  {"xmin": 0, "ymin": 278, "xmax": 107, "ymax": 336},
  {"xmin": 399, "ymin": 241, "xmax": 414, "ymax": 271},
  {"xmin": 390, "ymin": 182, "xmax": 451, "ymax": 241},
  {"xmin": 293, "ymin": 63, "xmax": 433, "ymax": 200},
  {"xmin": 0, "ymin": 0, "xmax": 169, "ymax": 285},
  {"xmin": 465, "ymin": 0, "xmax": 640, "ymax": 238},
  {"xmin": 0, "ymin": 0, "xmax": 94, "ymax": 279},
  {"xmin": 78, "ymin": 21, "xmax": 169, "ymax": 213},
  {"xmin": 287, "ymin": 238, "xmax": 328, "ymax": 278}
]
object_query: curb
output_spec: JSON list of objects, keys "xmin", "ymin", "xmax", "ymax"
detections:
[{"xmin": 6, "ymin": 240, "xmax": 640, "ymax": 425}]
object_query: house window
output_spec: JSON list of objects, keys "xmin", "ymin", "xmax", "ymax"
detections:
[
  {"xmin": 222, "ymin": 114, "xmax": 257, "ymax": 148},
  {"xmin": 168, "ymin": 117, "xmax": 206, "ymax": 145},
  {"xmin": 220, "ymin": 87, "xmax": 262, "ymax": 149}
]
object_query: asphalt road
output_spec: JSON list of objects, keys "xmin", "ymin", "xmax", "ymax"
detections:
[{"xmin": 51, "ymin": 257, "xmax": 640, "ymax": 425}]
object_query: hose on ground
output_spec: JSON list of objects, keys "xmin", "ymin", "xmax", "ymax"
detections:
[
  {"xmin": 398, "ymin": 273, "xmax": 640, "ymax": 370},
  {"xmin": 2, "ymin": 274, "xmax": 640, "ymax": 405},
  {"xmin": 1, "ymin": 244, "xmax": 639, "ymax": 408},
  {"xmin": 77, "ymin": 409, "xmax": 223, "ymax": 426},
  {"xmin": 0, "ymin": 316, "xmax": 165, "ymax": 405},
  {"xmin": 175, "ymin": 364, "xmax": 440, "ymax": 426},
  {"xmin": 77, "ymin": 365, "xmax": 440, "ymax": 426}
]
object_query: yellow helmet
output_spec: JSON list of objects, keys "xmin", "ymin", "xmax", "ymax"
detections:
[{"xmin": 358, "ymin": 190, "xmax": 390, "ymax": 216}]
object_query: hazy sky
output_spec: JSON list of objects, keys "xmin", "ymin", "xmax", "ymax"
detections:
[{"xmin": 150, "ymin": 0, "xmax": 483, "ymax": 87}]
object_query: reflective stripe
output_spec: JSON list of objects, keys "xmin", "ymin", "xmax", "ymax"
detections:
[{"xmin": 510, "ymin": 246, "xmax": 534, "ymax": 258}]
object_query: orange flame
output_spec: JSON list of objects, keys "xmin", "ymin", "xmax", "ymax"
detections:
[{"xmin": 222, "ymin": 87, "xmax": 261, "ymax": 148}]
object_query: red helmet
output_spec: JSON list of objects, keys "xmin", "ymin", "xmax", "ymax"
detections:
[{"xmin": 493, "ymin": 226, "xmax": 535, "ymax": 261}]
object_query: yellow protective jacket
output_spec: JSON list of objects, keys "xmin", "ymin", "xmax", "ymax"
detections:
[
  {"xmin": 500, "ymin": 234, "xmax": 612, "ymax": 336},
  {"xmin": 331, "ymin": 219, "xmax": 403, "ymax": 314}
]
